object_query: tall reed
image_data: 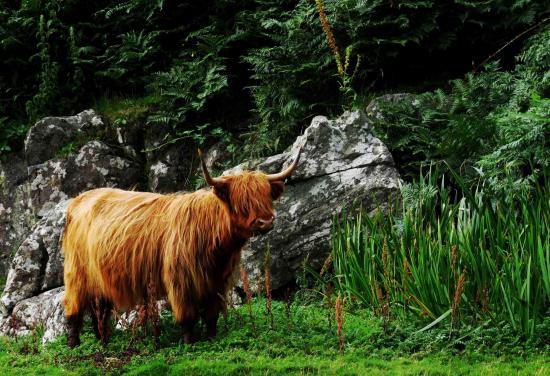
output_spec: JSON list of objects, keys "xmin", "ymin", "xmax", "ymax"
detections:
[{"xmin": 331, "ymin": 171, "xmax": 549, "ymax": 338}]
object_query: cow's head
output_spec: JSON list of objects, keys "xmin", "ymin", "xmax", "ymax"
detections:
[{"xmin": 199, "ymin": 148, "xmax": 302, "ymax": 238}]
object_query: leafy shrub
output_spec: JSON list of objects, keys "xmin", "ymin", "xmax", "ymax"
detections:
[
  {"xmin": 242, "ymin": 0, "xmax": 547, "ymax": 156},
  {"xmin": 372, "ymin": 27, "xmax": 549, "ymax": 190},
  {"xmin": 0, "ymin": 117, "xmax": 27, "ymax": 155},
  {"xmin": 1, "ymin": 0, "xmax": 546, "ymax": 157},
  {"xmin": 147, "ymin": 28, "xmax": 231, "ymax": 129}
]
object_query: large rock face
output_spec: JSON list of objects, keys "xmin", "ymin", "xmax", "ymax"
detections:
[
  {"xmin": 228, "ymin": 110, "xmax": 400, "ymax": 290},
  {"xmin": 0, "ymin": 110, "xmax": 144, "ymax": 272},
  {"xmin": 0, "ymin": 108, "xmax": 400, "ymax": 343},
  {"xmin": 144, "ymin": 123, "xmax": 197, "ymax": 193},
  {"xmin": 0, "ymin": 109, "xmax": 153, "ymax": 342},
  {"xmin": 0, "ymin": 287, "xmax": 66, "ymax": 344},
  {"xmin": 0, "ymin": 200, "xmax": 69, "ymax": 315},
  {"xmin": 28, "ymin": 141, "xmax": 141, "ymax": 216},
  {"xmin": 0, "ymin": 155, "xmax": 33, "ymax": 275}
]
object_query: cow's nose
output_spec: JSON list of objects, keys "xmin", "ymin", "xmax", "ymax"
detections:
[
  {"xmin": 256, "ymin": 216, "xmax": 274, "ymax": 229},
  {"xmin": 253, "ymin": 216, "xmax": 274, "ymax": 233}
]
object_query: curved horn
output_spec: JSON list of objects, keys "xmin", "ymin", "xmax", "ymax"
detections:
[
  {"xmin": 198, "ymin": 149, "xmax": 224, "ymax": 186},
  {"xmin": 267, "ymin": 147, "xmax": 302, "ymax": 182}
]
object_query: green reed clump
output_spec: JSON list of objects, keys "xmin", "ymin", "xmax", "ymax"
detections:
[{"xmin": 332, "ymin": 171, "xmax": 549, "ymax": 338}]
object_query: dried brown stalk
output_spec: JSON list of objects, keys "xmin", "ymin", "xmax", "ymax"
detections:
[
  {"xmin": 146, "ymin": 278, "xmax": 160, "ymax": 344},
  {"xmin": 325, "ymin": 282, "xmax": 334, "ymax": 329},
  {"xmin": 241, "ymin": 268, "xmax": 256, "ymax": 333},
  {"xmin": 315, "ymin": 0, "xmax": 344, "ymax": 77},
  {"xmin": 264, "ymin": 248, "xmax": 274, "ymax": 329},
  {"xmin": 320, "ymin": 253, "xmax": 333, "ymax": 277},
  {"xmin": 452, "ymin": 268, "xmax": 466, "ymax": 330},
  {"xmin": 10, "ymin": 312, "xmax": 18, "ymax": 341},
  {"xmin": 335, "ymin": 294, "xmax": 344, "ymax": 353},
  {"xmin": 283, "ymin": 287, "xmax": 292, "ymax": 324}
]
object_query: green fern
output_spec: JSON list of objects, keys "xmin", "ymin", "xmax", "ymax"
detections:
[
  {"xmin": 0, "ymin": 0, "xmax": 547, "ymax": 158},
  {"xmin": 371, "ymin": 28, "xmax": 549, "ymax": 191}
]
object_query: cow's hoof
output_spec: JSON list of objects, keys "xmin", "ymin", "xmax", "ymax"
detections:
[
  {"xmin": 206, "ymin": 330, "xmax": 217, "ymax": 340},
  {"xmin": 183, "ymin": 333, "xmax": 194, "ymax": 345},
  {"xmin": 67, "ymin": 336, "xmax": 80, "ymax": 348}
]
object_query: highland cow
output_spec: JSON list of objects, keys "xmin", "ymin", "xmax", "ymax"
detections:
[{"xmin": 62, "ymin": 148, "xmax": 301, "ymax": 347}]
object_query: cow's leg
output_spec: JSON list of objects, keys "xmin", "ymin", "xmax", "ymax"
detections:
[
  {"xmin": 204, "ymin": 312, "xmax": 220, "ymax": 340},
  {"xmin": 66, "ymin": 311, "xmax": 84, "ymax": 348},
  {"xmin": 90, "ymin": 303, "xmax": 100, "ymax": 339},
  {"xmin": 165, "ymin": 275, "xmax": 197, "ymax": 344},
  {"xmin": 100, "ymin": 298, "xmax": 113, "ymax": 345},
  {"xmin": 174, "ymin": 303, "xmax": 198, "ymax": 345},
  {"xmin": 64, "ymin": 279, "xmax": 87, "ymax": 348},
  {"xmin": 202, "ymin": 293, "xmax": 225, "ymax": 339},
  {"xmin": 89, "ymin": 297, "xmax": 113, "ymax": 345},
  {"xmin": 180, "ymin": 318, "xmax": 197, "ymax": 345}
]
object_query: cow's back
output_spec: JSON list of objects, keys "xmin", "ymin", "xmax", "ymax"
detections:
[{"xmin": 63, "ymin": 188, "xmax": 167, "ymax": 309}]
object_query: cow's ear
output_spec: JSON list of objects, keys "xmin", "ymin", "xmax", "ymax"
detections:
[
  {"xmin": 213, "ymin": 181, "xmax": 231, "ymax": 203},
  {"xmin": 270, "ymin": 181, "xmax": 284, "ymax": 200}
]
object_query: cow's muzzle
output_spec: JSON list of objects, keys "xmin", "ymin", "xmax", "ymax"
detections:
[{"xmin": 252, "ymin": 216, "xmax": 274, "ymax": 235}]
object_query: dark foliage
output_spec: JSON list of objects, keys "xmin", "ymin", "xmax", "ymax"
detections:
[
  {"xmin": 371, "ymin": 28, "xmax": 549, "ymax": 192},
  {"xmin": 1, "ymin": 0, "xmax": 547, "ymax": 157}
]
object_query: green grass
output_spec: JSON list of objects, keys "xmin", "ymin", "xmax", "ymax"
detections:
[
  {"xmin": 93, "ymin": 95, "xmax": 161, "ymax": 126},
  {"xmin": 1, "ymin": 300, "xmax": 548, "ymax": 375}
]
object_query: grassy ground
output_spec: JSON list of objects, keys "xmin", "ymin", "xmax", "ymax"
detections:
[
  {"xmin": 1, "ymin": 299, "xmax": 548, "ymax": 375},
  {"xmin": 93, "ymin": 95, "xmax": 160, "ymax": 125}
]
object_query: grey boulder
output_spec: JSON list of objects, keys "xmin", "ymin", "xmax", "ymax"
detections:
[
  {"xmin": 28, "ymin": 141, "xmax": 141, "ymax": 217},
  {"xmin": 0, "ymin": 287, "xmax": 66, "ymax": 344},
  {"xmin": 0, "ymin": 200, "xmax": 69, "ymax": 315},
  {"xmin": 230, "ymin": 110, "xmax": 400, "ymax": 290},
  {"xmin": 25, "ymin": 109, "xmax": 105, "ymax": 166},
  {"xmin": 0, "ymin": 155, "xmax": 33, "ymax": 276}
]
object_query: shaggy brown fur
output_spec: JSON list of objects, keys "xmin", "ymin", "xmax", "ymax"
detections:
[{"xmin": 63, "ymin": 169, "xmax": 290, "ymax": 347}]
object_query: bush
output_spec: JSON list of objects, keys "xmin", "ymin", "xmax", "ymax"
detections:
[
  {"xmin": 1, "ymin": 0, "xmax": 546, "ymax": 157},
  {"xmin": 371, "ymin": 27, "xmax": 549, "ymax": 191}
]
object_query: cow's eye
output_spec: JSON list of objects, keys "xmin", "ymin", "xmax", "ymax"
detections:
[{"xmin": 270, "ymin": 181, "xmax": 284, "ymax": 200}]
